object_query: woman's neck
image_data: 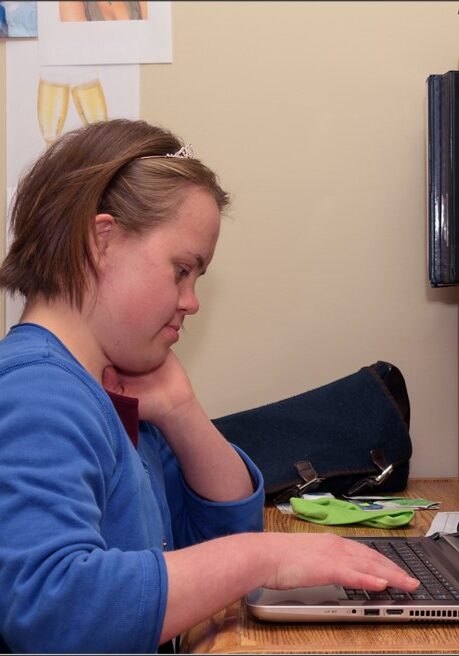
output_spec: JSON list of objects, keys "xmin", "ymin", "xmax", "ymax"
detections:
[{"xmin": 21, "ymin": 296, "xmax": 107, "ymax": 382}]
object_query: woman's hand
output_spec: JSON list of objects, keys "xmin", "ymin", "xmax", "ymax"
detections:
[
  {"xmin": 102, "ymin": 350, "xmax": 195, "ymax": 425},
  {"xmin": 260, "ymin": 532, "xmax": 419, "ymax": 592}
]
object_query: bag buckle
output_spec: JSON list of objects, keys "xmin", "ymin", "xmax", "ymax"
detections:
[
  {"xmin": 346, "ymin": 462, "xmax": 394, "ymax": 496},
  {"xmin": 271, "ymin": 460, "xmax": 324, "ymax": 505},
  {"xmin": 294, "ymin": 460, "xmax": 325, "ymax": 493},
  {"xmin": 373, "ymin": 463, "xmax": 394, "ymax": 484}
]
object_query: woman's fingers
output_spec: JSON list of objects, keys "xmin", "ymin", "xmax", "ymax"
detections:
[{"xmin": 263, "ymin": 532, "xmax": 420, "ymax": 592}]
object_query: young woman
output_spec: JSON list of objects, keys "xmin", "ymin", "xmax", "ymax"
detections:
[{"xmin": 0, "ymin": 119, "xmax": 418, "ymax": 653}]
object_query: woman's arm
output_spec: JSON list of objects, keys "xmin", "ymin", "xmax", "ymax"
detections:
[
  {"xmin": 155, "ymin": 396, "xmax": 255, "ymax": 501},
  {"xmin": 103, "ymin": 352, "xmax": 254, "ymax": 502},
  {"xmin": 160, "ymin": 530, "xmax": 419, "ymax": 644}
]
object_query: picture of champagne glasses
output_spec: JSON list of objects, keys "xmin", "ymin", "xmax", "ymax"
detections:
[
  {"xmin": 37, "ymin": 77, "xmax": 108, "ymax": 145},
  {"xmin": 72, "ymin": 79, "xmax": 108, "ymax": 125},
  {"xmin": 37, "ymin": 79, "xmax": 70, "ymax": 145}
]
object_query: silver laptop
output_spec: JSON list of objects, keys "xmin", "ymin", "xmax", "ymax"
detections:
[{"xmin": 246, "ymin": 532, "xmax": 459, "ymax": 622}]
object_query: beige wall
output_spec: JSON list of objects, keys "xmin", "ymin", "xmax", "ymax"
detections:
[
  {"xmin": 141, "ymin": 1, "xmax": 459, "ymax": 478},
  {"xmin": 1, "ymin": 2, "xmax": 458, "ymax": 477}
]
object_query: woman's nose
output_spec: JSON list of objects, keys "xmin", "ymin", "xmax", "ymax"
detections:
[{"xmin": 180, "ymin": 286, "xmax": 200, "ymax": 315}]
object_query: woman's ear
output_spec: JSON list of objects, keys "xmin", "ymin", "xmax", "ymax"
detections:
[{"xmin": 94, "ymin": 213, "xmax": 116, "ymax": 257}]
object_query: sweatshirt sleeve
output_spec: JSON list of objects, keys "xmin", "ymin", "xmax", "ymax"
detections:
[
  {"xmin": 0, "ymin": 363, "xmax": 167, "ymax": 654},
  {"xmin": 152, "ymin": 426, "xmax": 265, "ymax": 549}
]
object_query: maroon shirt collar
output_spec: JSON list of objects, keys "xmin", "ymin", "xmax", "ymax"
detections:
[{"xmin": 106, "ymin": 390, "xmax": 139, "ymax": 448}]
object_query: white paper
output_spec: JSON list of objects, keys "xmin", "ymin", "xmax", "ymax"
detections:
[
  {"xmin": 425, "ymin": 512, "xmax": 459, "ymax": 536},
  {"xmin": 37, "ymin": 1, "xmax": 172, "ymax": 65}
]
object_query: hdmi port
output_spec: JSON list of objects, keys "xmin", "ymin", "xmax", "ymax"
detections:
[
  {"xmin": 386, "ymin": 609, "xmax": 403, "ymax": 615},
  {"xmin": 364, "ymin": 609, "xmax": 380, "ymax": 616}
]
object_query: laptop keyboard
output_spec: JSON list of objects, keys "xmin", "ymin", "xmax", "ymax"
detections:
[{"xmin": 344, "ymin": 539, "xmax": 459, "ymax": 601}]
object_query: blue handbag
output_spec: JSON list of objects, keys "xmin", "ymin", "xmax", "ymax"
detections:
[{"xmin": 212, "ymin": 362, "xmax": 412, "ymax": 504}]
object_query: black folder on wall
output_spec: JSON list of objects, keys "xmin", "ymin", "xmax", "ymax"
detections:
[{"xmin": 427, "ymin": 71, "xmax": 459, "ymax": 286}]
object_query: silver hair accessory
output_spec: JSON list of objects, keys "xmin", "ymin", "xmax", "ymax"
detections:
[{"xmin": 140, "ymin": 144, "xmax": 194, "ymax": 160}]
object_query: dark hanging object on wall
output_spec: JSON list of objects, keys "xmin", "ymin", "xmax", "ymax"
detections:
[{"xmin": 427, "ymin": 70, "xmax": 459, "ymax": 286}]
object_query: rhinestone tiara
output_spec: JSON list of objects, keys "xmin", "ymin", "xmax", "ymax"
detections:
[{"xmin": 140, "ymin": 144, "xmax": 194, "ymax": 160}]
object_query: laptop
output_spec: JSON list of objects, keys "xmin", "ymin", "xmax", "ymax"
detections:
[{"xmin": 246, "ymin": 532, "xmax": 459, "ymax": 623}]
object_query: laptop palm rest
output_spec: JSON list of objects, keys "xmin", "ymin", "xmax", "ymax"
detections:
[
  {"xmin": 245, "ymin": 585, "xmax": 374, "ymax": 622},
  {"xmin": 247, "ymin": 585, "xmax": 346, "ymax": 606}
]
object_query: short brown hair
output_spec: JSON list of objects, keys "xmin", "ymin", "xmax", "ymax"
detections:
[{"xmin": 0, "ymin": 119, "xmax": 229, "ymax": 308}]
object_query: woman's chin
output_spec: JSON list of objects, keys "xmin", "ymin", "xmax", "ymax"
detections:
[{"xmin": 114, "ymin": 351, "xmax": 169, "ymax": 376}]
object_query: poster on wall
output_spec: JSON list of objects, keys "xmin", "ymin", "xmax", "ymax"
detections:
[
  {"xmin": 0, "ymin": 1, "xmax": 37, "ymax": 38},
  {"xmin": 5, "ymin": 39, "xmax": 140, "ymax": 328},
  {"xmin": 37, "ymin": 0, "xmax": 172, "ymax": 65},
  {"xmin": 6, "ymin": 39, "xmax": 139, "ymax": 187}
]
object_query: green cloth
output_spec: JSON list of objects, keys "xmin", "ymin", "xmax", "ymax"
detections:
[{"xmin": 290, "ymin": 496, "xmax": 414, "ymax": 528}]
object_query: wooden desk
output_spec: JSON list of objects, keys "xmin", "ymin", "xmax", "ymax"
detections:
[{"xmin": 180, "ymin": 478, "xmax": 459, "ymax": 654}]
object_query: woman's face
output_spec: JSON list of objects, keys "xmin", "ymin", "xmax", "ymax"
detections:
[{"xmin": 88, "ymin": 186, "xmax": 220, "ymax": 374}]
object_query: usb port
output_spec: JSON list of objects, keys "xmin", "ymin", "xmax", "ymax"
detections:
[
  {"xmin": 386, "ymin": 609, "xmax": 403, "ymax": 615},
  {"xmin": 364, "ymin": 609, "xmax": 380, "ymax": 616}
]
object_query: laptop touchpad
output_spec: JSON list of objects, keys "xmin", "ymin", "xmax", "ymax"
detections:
[{"xmin": 247, "ymin": 585, "xmax": 347, "ymax": 606}]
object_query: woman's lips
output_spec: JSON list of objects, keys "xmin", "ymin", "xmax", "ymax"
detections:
[{"xmin": 164, "ymin": 324, "xmax": 180, "ymax": 341}]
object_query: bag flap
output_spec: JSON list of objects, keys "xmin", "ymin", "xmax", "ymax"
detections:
[{"xmin": 212, "ymin": 363, "xmax": 412, "ymax": 491}]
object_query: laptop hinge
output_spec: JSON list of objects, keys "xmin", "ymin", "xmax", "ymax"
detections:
[{"xmin": 442, "ymin": 533, "xmax": 459, "ymax": 554}]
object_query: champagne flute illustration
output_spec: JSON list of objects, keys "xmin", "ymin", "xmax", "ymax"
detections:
[
  {"xmin": 72, "ymin": 79, "xmax": 108, "ymax": 125},
  {"xmin": 37, "ymin": 79, "xmax": 70, "ymax": 145}
]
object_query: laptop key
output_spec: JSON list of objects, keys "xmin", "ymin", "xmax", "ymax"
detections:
[
  {"xmin": 427, "ymin": 587, "xmax": 451, "ymax": 596},
  {"xmin": 387, "ymin": 587, "xmax": 414, "ymax": 597}
]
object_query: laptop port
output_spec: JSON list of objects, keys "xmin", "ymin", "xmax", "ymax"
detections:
[
  {"xmin": 364, "ymin": 609, "xmax": 380, "ymax": 616},
  {"xmin": 386, "ymin": 609, "xmax": 403, "ymax": 615}
]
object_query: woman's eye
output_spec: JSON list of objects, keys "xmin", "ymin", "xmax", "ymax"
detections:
[{"xmin": 176, "ymin": 266, "xmax": 190, "ymax": 281}]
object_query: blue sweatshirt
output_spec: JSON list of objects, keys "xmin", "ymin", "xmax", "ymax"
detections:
[{"xmin": 0, "ymin": 324, "xmax": 264, "ymax": 654}]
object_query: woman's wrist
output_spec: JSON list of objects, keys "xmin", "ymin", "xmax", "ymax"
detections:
[
  {"xmin": 161, "ymin": 532, "xmax": 277, "ymax": 642},
  {"xmin": 151, "ymin": 395, "xmax": 202, "ymax": 442},
  {"xmin": 153, "ymin": 398, "xmax": 255, "ymax": 501}
]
